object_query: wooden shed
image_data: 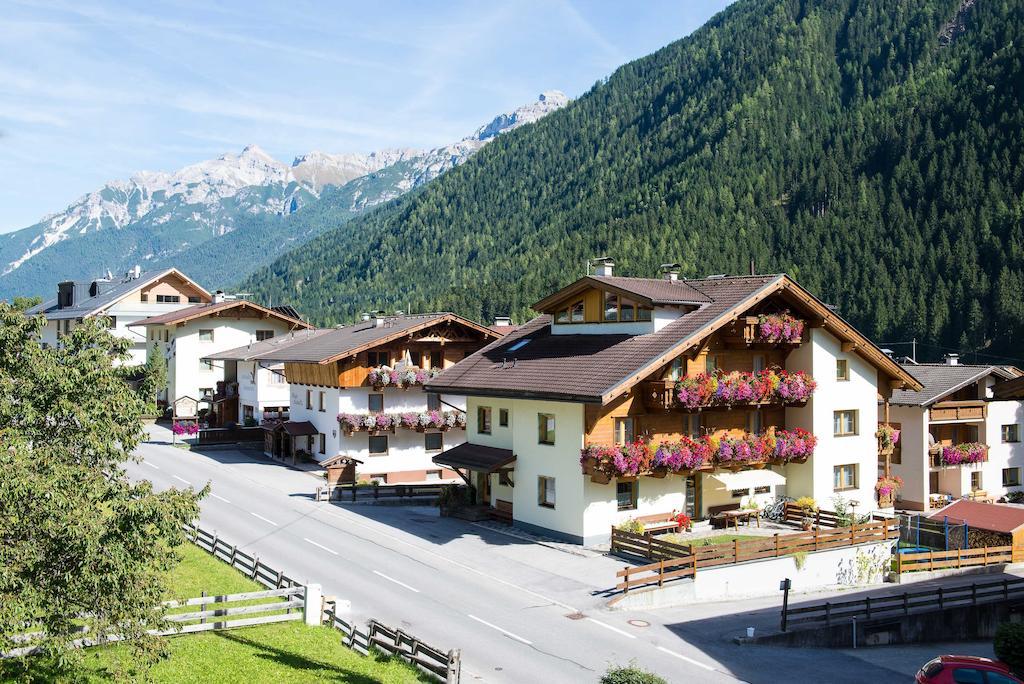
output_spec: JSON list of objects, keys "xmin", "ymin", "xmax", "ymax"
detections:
[{"xmin": 929, "ymin": 499, "xmax": 1024, "ymax": 548}]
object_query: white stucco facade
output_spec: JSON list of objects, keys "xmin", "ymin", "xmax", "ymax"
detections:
[
  {"xmin": 237, "ymin": 361, "xmax": 291, "ymax": 421},
  {"xmin": 286, "ymin": 384, "xmax": 467, "ymax": 483},
  {"xmin": 147, "ymin": 317, "xmax": 295, "ymax": 408}
]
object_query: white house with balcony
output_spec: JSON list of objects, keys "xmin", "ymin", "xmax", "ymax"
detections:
[
  {"xmin": 137, "ymin": 298, "xmax": 313, "ymax": 418},
  {"xmin": 883, "ymin": 358, "xmax": 1024, "ymax": 511},
  {"xmin": 26, "ymin": 267, "xmax": 210, "ymax": 365},
  {"xmin": 427, "ymin": 260, "xmax": 922, "ymax": 545}
]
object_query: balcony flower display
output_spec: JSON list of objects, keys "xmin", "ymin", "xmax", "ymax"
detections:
[
  {"xmin": 368, "ymin": 366, "xmax": 440, "ymax": 389},
  {"xmin": 939, "ymin": 442, "xmax": 987, "ymax": 466},
  {"xmin": 338, "ymin": 410, "xmax": 465, "ymax": 434},
  {"xmin": 876, "ymin": 424, "xmax": 900, "ymax": 450},
  {"xmin": 756, "ymin": 311, "xmax": 804, "ymax": 343},
  {"xmin": 675, "ymin": 369, "xmax": 816, "ymax": 409},
  {"xmin": 875, "ymin": 475, "xmax": 904, "ymax": 497},
  {"xmin": 653, "ymin": 438, "xmax": 710, "ymax": 471},
  {"xmin": 715, "ymin": 433, "xmax": 769, "ymax": 465},
  {"xmin": 769, "ymin": 427, "xmax": 818, "ymax": 463}
]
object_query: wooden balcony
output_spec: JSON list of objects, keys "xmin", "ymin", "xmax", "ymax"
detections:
[
  {"xmin": 639, "ymin": 379, "xmax": 809, "ymax": 412},
  {"xmin": 929, "ymin": 444, "xmax": 989, "ymax": 468},
  {"xmin": 929, "ymin": 400, "xmax": 987, "ymax": 422}
]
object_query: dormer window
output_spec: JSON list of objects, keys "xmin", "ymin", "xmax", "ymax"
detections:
[
  {"xmin": 601, "ymin": 292, "xmax": 652, "ymax": 323},
  {"xmin": 555, "ymin": 299, "xmax": 585, "ymax": 323}
]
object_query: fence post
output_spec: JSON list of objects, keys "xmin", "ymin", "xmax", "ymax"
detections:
[
  {"xmin": 230, "ymin": 545, "xmax": 237, "ymax": 567},
  {"xmin": 658, "ymin": 560, "xmax": 664, "ymax": 587},
  {"xmin": 897, "ymin": 551, "xmax": 902, "ymax": 574},
  {"xmin": 447, "ymin": 649, "xmax": 461, "ymax": 684},
  {"xmin": 211, "ymin": 531, "xmax": 219, "ymax": 554},
  {"xmin": 774, "ymin": 534, "xmax": 779, "ymax": 558},
  {"xmin": 903, "ymin": 592, "xmax": 909, "ymax": 615},
  {"xmin": 957, "ymin": 548, "xmax": 962, "ymax": 569},
  {"xmin": 734, "ymin": 538, "xmax": 740, "ymax": 564},
  {"xmin": 304, "ymin": 584, "xmax": 322, "ymax": 626},
  {"xmin": 623, "ymin": 567, "xmax": 630, "ymax": 595},
  {"xmin": 865, "ymin": 596, "xmax": 871, "ymax": 618},
  {"xmin": 200, "ymin": 590, "xmax": 207, "ymax": 625},
  {"xmin": 814, "ymin": 527, "xmax": 819, "ymax": 551},
  {"xmin": 252, "ymin": 557, "xmax": 260, "ymax": 580},
  {"xmin": 647, "ymin": 534, "xmax": 653, "ymax": 560}
]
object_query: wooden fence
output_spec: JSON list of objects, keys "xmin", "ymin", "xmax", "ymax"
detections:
[
  {"xmin": 615, "ymin": 555, "xmax": 697, "ymax": 594},
  {"xmin": 611, "ymin": 518, "xmax": 898, "ymax": 593},
  {"xmin": 189, "ymin": 524, "xmax": 461, "ymax": 682},
  {"xmin": 187, "ymin": 524, "xmax": 304, "ymax": 589},
  {"xmin": 323, "ymin": 602, "xmax": 460, "ymax": 683},
  {"xmin": 610, "ymin": 527, "xmax": 691, "ymax": 561},
  {"xmin": 316, "ymin": 482, "xmax": 448, "ymax": 503},
  {"xmin": 897, "ymin": 545, "xmax": 1023, "ymax": 573},
  {"xmin": 161, "ymin": 586, "xmax": 305, "ymax": 635},
  {"xmin": 782, "ymin": 576, "xmax": 1024, "ymax": 629}
]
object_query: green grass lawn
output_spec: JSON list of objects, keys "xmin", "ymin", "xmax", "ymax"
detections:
[
  {"xmin": 664, "ymin": 533, "xmax": 763, "ymax": 547},
  {"xmin": 4, "ymin": 544, "xmax": 429, "ymax": 683}
]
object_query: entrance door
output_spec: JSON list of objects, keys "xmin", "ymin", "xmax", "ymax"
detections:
[{"xmin": 685, "ymin": 475, "xmax": 702, "ymax": 519}]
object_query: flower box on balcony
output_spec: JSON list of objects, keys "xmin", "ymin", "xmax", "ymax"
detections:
[
  {"xmin": 671, "ymin": 369, "xmax": 816, "ymax": 411},
  {"xmin": 931, "ymin": 442, "xmax": 988, "ymax": 467},
  {"xmin": 580, "ymin": 428, "xmax": 817, "ymax": 482},
  {"xmin": 338, "ymin": 410, "xmax": 466, "ymax": 436},
  {"xmin": 368, "ymin": 366, "xmax": 441, "ymax": 390},
  {"xmin": 740, "ymin": 312, "xmax": 805, "ymax": 345}
]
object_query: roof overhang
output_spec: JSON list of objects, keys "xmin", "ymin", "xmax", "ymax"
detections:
[
  {"xmin": 598, "ymin": 274, "xmax": 923, "ymax": 405},
  {"xmin": 136, "ymin": 300, "xmax": 312, "ymax": 329},
  {"xmin": 432, "ymin": 442, "xmax": 516, "ymax": 472}
]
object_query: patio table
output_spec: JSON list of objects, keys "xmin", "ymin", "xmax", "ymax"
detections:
[{"xmin": 720, "ymin": 509, "xmax": 759, "ymax": 531}]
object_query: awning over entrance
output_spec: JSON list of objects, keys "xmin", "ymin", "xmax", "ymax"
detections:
[
  {"xmin": 432, "ymin": 442, "xmax": 515, "ymax": 473},
  {"xmin": 261, "ymin": 420, "xmax": 319, "ymax": 437},
  {"xmin": 708, "ymin": 469, "xmax": 786, "ymax": 490}
]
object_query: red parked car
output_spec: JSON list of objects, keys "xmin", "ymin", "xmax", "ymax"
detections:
[{"xmin": 917, "ymin": 656, "xmax": 1022, "ymax": 683}]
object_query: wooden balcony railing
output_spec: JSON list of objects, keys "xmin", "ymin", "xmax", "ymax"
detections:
[
  {"xmin": 929, "ymin": 443, "xmax": 989, "ymax": 468},
  {"xmin": 929, "ymin": 400, "xmax": 987, "ymax": 422}
]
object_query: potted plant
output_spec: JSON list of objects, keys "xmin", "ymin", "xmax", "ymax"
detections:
[
  {"xmin": 794, "ymin": 496, "xmax": 818, "ymax": 530},
  {"xmin": 672, "ymin": 511, "xmax": 692, "ymax": 532},
  {"xmin": 875, "ymin": 475, "xmax": 903, "ymax": 506}
]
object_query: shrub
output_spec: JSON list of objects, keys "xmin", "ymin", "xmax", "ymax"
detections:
[
  {"xmin": 600, "ymin": 664, "xmax": 667, "ymax": 684},
  {"xmin": 616, "ymin": 518, "xmax": 645, "ymax": 534},
  {"xmin": 995, "ymin": 622, "xmax": 1024, "ymax": 675}
]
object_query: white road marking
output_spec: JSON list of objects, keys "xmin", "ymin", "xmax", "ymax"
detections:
[
  {"xmin": 143, "ymin": 461, "xmax": 159, "ymax": 469},
  {"xmin": 373, "ymin": 570, "xmax": 420, "ymax": 593},
  {"xmin": 587, "ymin": 617, "xmax": 636, "ymax": 639},
  {"xmin": 304, "ymin": 538, "xmax": 339, "ymax": 556},
  {"xmin": 656, "ymin": 646, "xmax": 715, "ymax": 671},
  {"xmin": 467, "ymin": 614, "xmax": 532, "ymax": 645},
  {"xmin": 249, "ymin": 512, "xmax": 277, "ymax": 526},
  {"xmin": 210, "ymin": 493, "xmax": 231, "ymax": 504},
  {"xmin": 172, "ymin": 475, "xmax": 191, "ymax": 485}
]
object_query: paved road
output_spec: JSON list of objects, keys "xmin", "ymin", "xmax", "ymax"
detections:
[{"xmin": 127, "ymin": 435, "xmax": 998, "ymax": 683}]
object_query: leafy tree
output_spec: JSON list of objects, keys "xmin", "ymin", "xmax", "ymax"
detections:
[
  {"xmin": 0, "ymin": 306, "xmax": 203, "ymax": 676},
  {"xmin": 10, "ymin": 296, "xmax": 41, "ymax": 311},
  {"xmin": 995, "ymin": 622, "xmax": 1024, "ymax": 676},
  {"xmin": 139, "ymin": 341, "xmax": 168, "ymax": 416}
]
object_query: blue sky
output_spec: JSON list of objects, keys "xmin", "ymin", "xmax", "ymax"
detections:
[{"xmin": 0, "ymin": 0, "xmax": 732, "ymax": 233}]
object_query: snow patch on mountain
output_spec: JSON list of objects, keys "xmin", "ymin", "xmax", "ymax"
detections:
[{"xmin": 3, "ymin": 92, "xmax": 568, "ymax": 278}]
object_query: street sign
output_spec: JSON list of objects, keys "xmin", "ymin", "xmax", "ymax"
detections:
[{"xmin": 173, "ymin": 395, "xmax": 199, "ymax": 419}]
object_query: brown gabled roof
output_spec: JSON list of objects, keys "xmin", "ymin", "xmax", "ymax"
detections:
[
  {"xmin": 135, "ymin": 300, "xmax": 312, "ymax": 329},
  {"xmin": 532, "ymin": 275, "xmax": 712, "ymax": 311},
  {"xmin": 928, "ymin": 499, "xmax": 1024, "ymax": 534},
  {"xmin": 432, "ymin": 442, "xmax": 515, "ymax": 472},
  {"xmin": 427, "ymin": 274, "xmax": 922, "ymax": 404},
  {"xmin": 257, "ymin": 312, "xmax": 500, "ymax": 364}
]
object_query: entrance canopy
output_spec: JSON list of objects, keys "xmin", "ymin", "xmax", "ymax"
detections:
[
  {"xmin": 708, "ymin": 469, "xmax": 786, "ymax": 490},
  {"xmin": 432, "ymin": 442, "xmax": 515, "ymax": 473},
  {"xmin": 261, "ymin": 420, "xmax": 319, "ymax": 437}
]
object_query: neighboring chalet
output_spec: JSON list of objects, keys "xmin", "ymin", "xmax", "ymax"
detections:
[
  {"xmin": 26, "ymin": 267, "xmax": 210, "ymax": 365},
  {"xmin": 137, "ymin": 297, "xmax": 313, "ymax": 414},
  {"xmin": 256, "ymin": 312, "xmax": 502, "ymax": 483},
  {"xmin": 426, "ymin": 261, "xmax": 922, "ymax": 545},
  {"xmin": 203, "ymin": 328, "xmax": 334, "ymax": 426},
  {"xmin": 884, "ymin": 359, "xmax": 1023, "ymax": 510}
]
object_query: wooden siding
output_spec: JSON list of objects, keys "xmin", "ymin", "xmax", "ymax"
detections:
[
  {"xmin": 286, "ymin": 341, "xmax": 477, "ymax": 389},
  {"xmin": 285, "ymin": 361, "xmax": 342, "ymax": 388}
]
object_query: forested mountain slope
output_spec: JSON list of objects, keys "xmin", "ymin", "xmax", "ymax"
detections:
[{"xmin": 243, "ymin": 0, "xmax": 1024, "ymax": 363}]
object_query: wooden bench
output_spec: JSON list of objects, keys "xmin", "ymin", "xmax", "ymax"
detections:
[
  {"xmin": 635, "ymin": 512, "xmax": 681, "ymax": 536},
  {"xmin": 489, "ymin": 499, "xmax": 513, "ymax": 524},
  {"xmin": 708, "ymin": 503, "xmax": 741, "ymax": 529}
]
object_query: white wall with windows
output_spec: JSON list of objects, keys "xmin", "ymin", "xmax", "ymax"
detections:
[
  {"xmin": 784, "ymin": 327, "xmax": 879, "ymax": 511},
  {"xmin": 286, "ymin": 384, "xmax": 467, "ymax": 482},
  {"xmin": 237, "ymin": 360, "xmax": 291, "ymax": 421},
  {"xmin": 148, "ymin": 318, "xmax": 292, "ymax": 406}
]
